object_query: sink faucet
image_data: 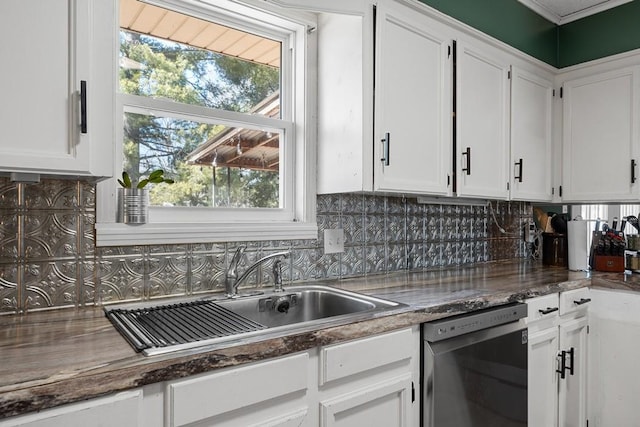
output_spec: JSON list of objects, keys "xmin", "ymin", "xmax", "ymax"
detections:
[{"xmin": 224, "ymin": 246, "xmax": 291, "ymax": 297}]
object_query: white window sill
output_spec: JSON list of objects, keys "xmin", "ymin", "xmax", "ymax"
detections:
[{"xmin": 95, "ymin": 221, "xmax": 318, "ymax": 246}]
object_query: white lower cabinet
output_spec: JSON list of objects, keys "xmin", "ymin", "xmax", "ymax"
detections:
[
  {"xmin": 587, "ymin": 288, "xmax": 640, "ymax": 427},
  {"xmin": 165, "ymin": 326, "xmax": 420, "ymax": 427},
  {"xmin": 0, "ymin": 390, "xmax": 144, "ymax": 427},
  {"xmin": 166, "ymin": 352, "xmax": 311, "ymax": 427},
  {"xmin": 319, "ymin": 374, "xmax": 413, "ymax": 427},
  {"xmin": 526, "ymin": 288, "xmax": 591, "ymax": 427},
  {"xmin": 0, "ymin": 327, "xmax": 419, "ymax": 427},
  {"xmin": 318, "ymin": 327, "xmax": 420, "ymax": 427}
]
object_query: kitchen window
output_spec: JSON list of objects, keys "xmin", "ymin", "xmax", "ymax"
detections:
[{"xmin": 96, "ymin": 0, "xmax": 317, "ymax": 245}]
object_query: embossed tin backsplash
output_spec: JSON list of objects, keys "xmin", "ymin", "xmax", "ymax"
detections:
[{"xmin": 0, "ymin": 178, "xmax": 531, "ymax": 314}]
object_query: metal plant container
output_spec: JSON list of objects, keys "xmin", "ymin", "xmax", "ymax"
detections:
[{"xmin": 117, "ymin": 188, "xmax": 148, "ymax": 224}]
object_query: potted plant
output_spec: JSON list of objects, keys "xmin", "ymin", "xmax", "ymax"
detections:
[{"xmin": 117, "ymin": 169, "xmax": 174, "ymax": 224}]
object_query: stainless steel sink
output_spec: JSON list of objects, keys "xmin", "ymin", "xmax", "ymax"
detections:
[
  {"xmin": 216, "ymin": 285, "xmax": 398, "ymax": 328},
  {"xmin": 105, "ymin": 285, "xmax": 405, "ymax": 356}
]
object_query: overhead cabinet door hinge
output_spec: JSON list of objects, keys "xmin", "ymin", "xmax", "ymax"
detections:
[{"xmin": 560, "ymin": 87, "xmax": 563, "ymax": 98}]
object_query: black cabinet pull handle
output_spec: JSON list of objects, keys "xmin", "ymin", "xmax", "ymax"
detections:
[
  {"xmin": 514, "ymin": 158, "xmax": 523, "ymax": 182},
  {"xmin": 80, "ymin": 80, "xmax": 87, "ymax": 134},
  {"xmin": 462, "ymin": 147, "xmax": 471, "ymax": 175},
  {"xmin": 556, "ymin": 350, "xmax": 567, "ymax": 379},
  {"xmin": 381, "ymin": 132, "xmax": 390, "ymax": 166},
  {"xmin": 538, "ymin": 306, "xmax": 558, "ymax": 315},
  {"xmin": 632, "ymin": 159, "xmax": 637, "ymax": 184},
  {"xmin": 567, "ymin": 347, "xmax": 575, "ymax": 376},
  {"xmin": 573, "ymin": 298, "xmax": 591, "ymax": 306}
]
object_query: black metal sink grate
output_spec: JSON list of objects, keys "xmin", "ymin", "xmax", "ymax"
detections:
[{"xmin": 105, "ymin": 300, "xmax": 267, "ymax": 353}]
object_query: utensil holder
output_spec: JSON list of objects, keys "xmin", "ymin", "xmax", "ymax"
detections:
[{"xmin": 117, "ymin": 188, "xmax": 148, "ymax": 224}]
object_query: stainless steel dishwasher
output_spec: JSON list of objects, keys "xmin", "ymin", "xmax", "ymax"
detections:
[{"xmin": 422, "ymin": 303, "xmax": 528, "ymax": 427}]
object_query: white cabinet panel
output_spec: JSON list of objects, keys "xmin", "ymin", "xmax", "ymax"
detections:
[
  {"xmin": 558, "ymin": 316, "xmax": 589, "ymax": 427},
  {"xmin": 559, "ymin": 287, "xmax": 591, "ymax": 317},
  {"xmin": 167, "ymin": 353, "xmax": 309, "ymax": 427},
  {"xmin": 528, "ymin": 328, "xmax": 559, "ymax": 427},
  {"xmin": 456, "ymin": 42, "xmax": 510, "ymax": 199},
  {"xmin": 317, "ymin": 1, "xmax": 452, "ymax": 197},
  {"xmin": 374, "ymin": 1, "xmax": 452, "ymax": 195},
  {"xmin": 0, "ymin": 0, "xmax": 114, "ymax": 178},
  {"xmin": 247, "ymin": 409, "xmax": 309, "ymax": 427},
  {"xmin": 316, "ymin": 11, "xmax": 372, "ymax": 194},
  {"xmin": 0, "ymin": 390, "xmax": 142, "ymax": 427},
  {"xmin": 320, "ymin": 328, "xmax": 413, "ymax": 385},
  {"xmin": 526, "ymin": 291, "xmax": 589, "ymax": 427},
  {"xmin": 320, "ymin": 374, "xmax": 413, "ymax": 427},
  {"xmin": 510, "ymin": 67, "xmax": 553, "ymax": 202},
  {"xmin": 561, "ymin": 67, "xmax": 640, "ymax": 202},
  {"xmin": 588, "ymin": 289, "xmax": 640, "ymax": 426}
]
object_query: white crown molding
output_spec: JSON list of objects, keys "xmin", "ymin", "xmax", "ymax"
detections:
[{"xmin": 518, "ymin": 0, "xmax": 632, "ymax": 25}]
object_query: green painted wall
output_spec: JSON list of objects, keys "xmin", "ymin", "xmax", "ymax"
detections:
[
  {"xmin": 419, "ymin": 0, "xmax": 559, "ymax": 66},
  {"xmin": 419, "ymin": 0, "xmax": 640, "ymax": 69},
  {"xmin": 559, "ymin": 1, "xmax": 640, "ymax": 68}
]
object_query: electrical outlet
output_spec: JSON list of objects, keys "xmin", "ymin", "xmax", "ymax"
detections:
[{"xmin": 324, "ymin": 228, "xmax": 344, "ymax": 254}]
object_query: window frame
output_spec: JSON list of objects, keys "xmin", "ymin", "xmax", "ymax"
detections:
[{"xmin": 96, "ymin": 0, "xmax": 317, "ymax": 246}]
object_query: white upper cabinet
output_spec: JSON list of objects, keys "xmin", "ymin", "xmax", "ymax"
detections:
[
  {"xmin": 0, "ymin": 0, "xmax": 115, "ymax": 179},
  {"xmin": 456, "ymin": 41, "xmax": 510, "ymax": 200},
  {"xmin": 317, "ymin": 0, "xmax": 452, "ymax": 196},
  {"xmin": 316, "ymin": 0, "xmax": 555, "ymax": 201},
  {"xmin": 561, "ymin": 66, "xmax": 640, "ymax": 202},
  {"xmin": 510, "ymin": 67, "xmax": 553, "ymax": 201},
  {"xmin": 373, "ymin": 1, "xmax": 452, "ymax": 195},
  {"xmin": 316, "ymin": 8, "xmax": 373, "ymax": 194}
]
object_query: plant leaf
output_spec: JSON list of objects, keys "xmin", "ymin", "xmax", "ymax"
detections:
[
  {"xmin": 122, "ymin": 171, "xmax": 132, "ymax": 188},
  {"xmin": 149, "ymin": 169, "xmax": 164, "ymax": 180},
  {"xmin": 137, "ymin": 179, "xmax": 149, "ymax": 189},
  {"xmin": 164, "ymin": 179, "xmax": 175, "ymax": 184},
  {"xmin": 117, "ymin": 179, "xmax": 126, "ymax": 188}
]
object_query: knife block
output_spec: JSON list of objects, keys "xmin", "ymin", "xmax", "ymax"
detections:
[{"xmin": 593, "ymin": 255, "xmax": 625, "ymax": 272}]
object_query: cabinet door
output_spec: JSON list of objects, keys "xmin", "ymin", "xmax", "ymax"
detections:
[
  {"xmin": 510, "ymin": 67, "xmax": 553, "ymax": 202},
  {"xmin": 167, "ymin": 352, "xmax": 309, "ymax": 427},
  {"xmin": 558, "ymin": 316, "xmax": 589, "ymax": 427},
  {"xmin": 0, "ymin": 390, "xmax": 142, "ymax": 427},
  {"xmin": 528, "ymin": 327, "xmax": 559, "ymax": 427},
  {"xmin": 456, "ymin": 41, "xmax": 510, "ymax": 200},
  {"xmin": 561, "ymin": 67, "xmax": 640, "ymax": 202},
  {"xmin": 374, "ymin": 1, "xmax": 452, "ymax": 195},
  {"xmin": 0, "ymin": 0, "xmax": 114, "ymax": 178},
  {"xmin": 320, "ymin": 374, "xmax": 413, "ymax": 427}
]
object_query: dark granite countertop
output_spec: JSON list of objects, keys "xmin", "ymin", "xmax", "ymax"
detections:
[{"xmin": 1, "ymin": 260, "xmax": 636, "ymax": 420}]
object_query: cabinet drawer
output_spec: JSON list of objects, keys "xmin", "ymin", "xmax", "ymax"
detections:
[
  {"xmin": 167, "ymin": 352, "xmax": 309, "ymax": 427},
  {"xmin": 526, "ymin": 293, "xmax": 560, "ymax": 324},
  {"xmin": 559, "ymin": 288, "xmax": 591, "ymax": 316},
  {"xmin": 0, "ymin": 390, "xmax": 142, "ymax": 427},
  {"xmin": 320, "ymin": 328, "xmax": 413, "ymax": 386}
]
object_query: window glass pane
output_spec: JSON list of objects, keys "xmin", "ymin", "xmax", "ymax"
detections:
[
  {"xmin": 124, "ymin": 112, "xmax": 281, "ymax": 208},
  {"xmin": 119, "ymin": 0, "xmax": 281, "ymax": 116}
]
